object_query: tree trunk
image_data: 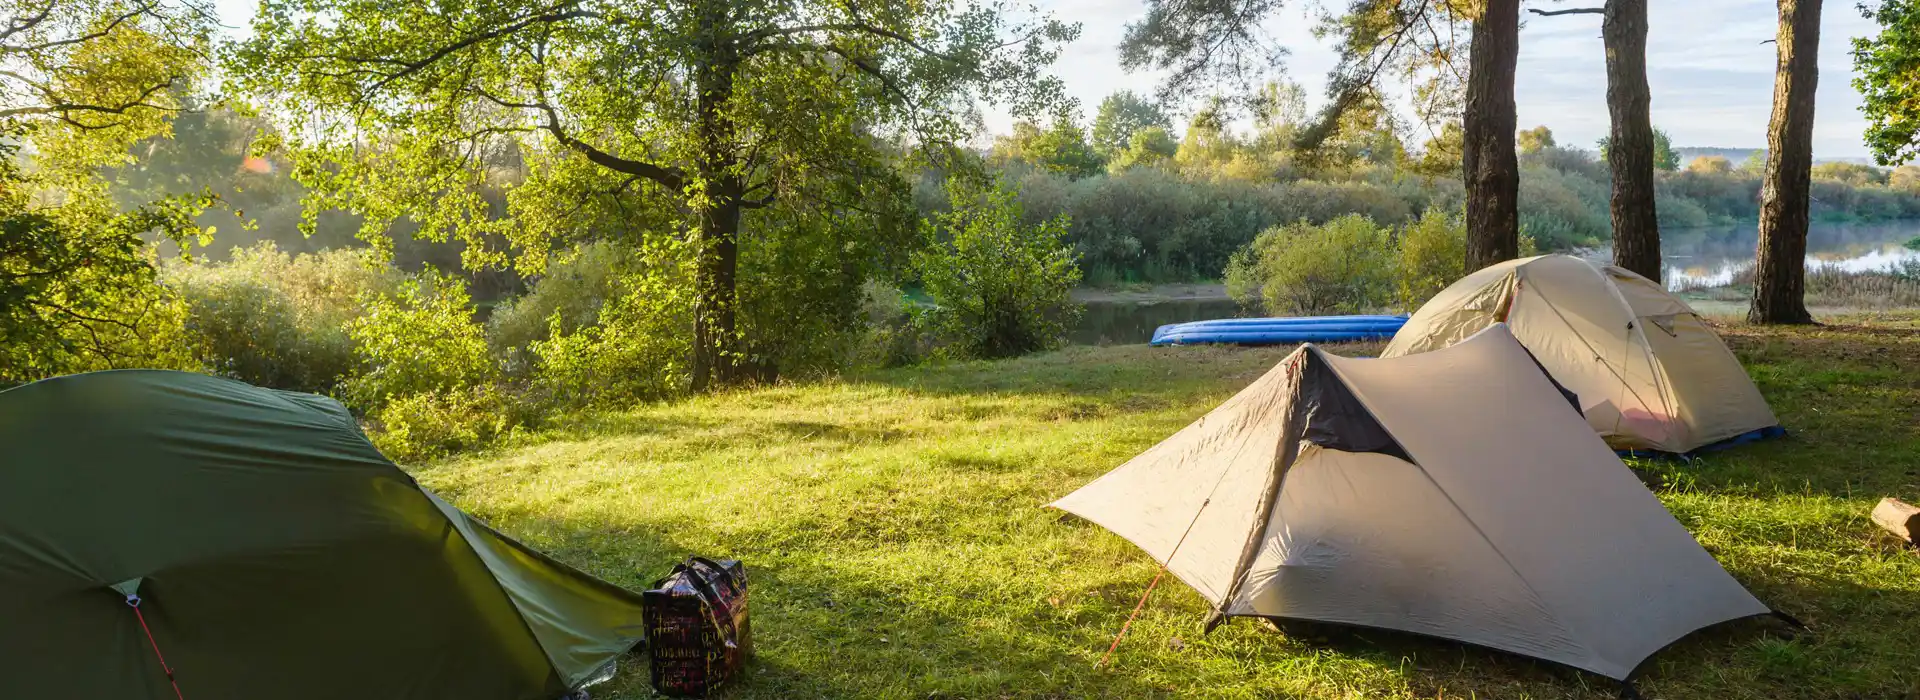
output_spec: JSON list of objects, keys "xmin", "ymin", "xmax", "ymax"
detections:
[
  {"xmin": 1463, "ymin": 0, "xmax": 1521, "ymax": 272},
  {"xmin": 692, "ymin": 191, "xmax": 743, "ymax": 391},
  {"xmin": 690, "ymin": 5, "xmax": 746, "ymax": 390},
  {"xmin": 1749, "ymin": 0, "xmax": 1820, "ymax": 325},
  {"xmin": 1603, "ymin": 0, "xmax": 1662, "ymax": 282}
]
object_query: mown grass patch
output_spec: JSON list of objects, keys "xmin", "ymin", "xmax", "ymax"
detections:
[{"xmin": 416, "ymin": 319, "xmax": 1920, "ymax": 699}]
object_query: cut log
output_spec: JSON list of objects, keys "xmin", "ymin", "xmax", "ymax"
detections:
[{"xmin": 1871, "ymin": 497, "xmax": 1920, "ymax": 546}]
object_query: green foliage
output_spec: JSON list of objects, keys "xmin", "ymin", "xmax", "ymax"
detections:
[
  {"xmin": 1394, "ymin": 208, "xmax": 1468, "ymax": 307},
  {"xmin": 1174, "ymin": 104, "xmax": 1240, "ymax": 174},
  {"xmin": 1518, "ymin": 164, "xmax": 1610, "ymax": 248},
  {"xmin": 1224, "ymin": 215, "xmax": 1396, "ymax": 315},
  {"xmin": 1105, "ymin": 126, "xmax": 1179, "ymax": 174},
  {"xmin": 915, "ymin": 180, "xmax": 1081, "ymax": 359},
  {"xmin": 1853, "ymin": 0, "xmax": 1920, "ymax": 164},
  {"xmin": 1409, "ymin": 122, "xmax": 1465, "ymax": 178},
  {"xmin": 0, "ymin": 0, "xmax": 219, "ymax": 384},
  {"xmin": 232, "ymin": 0, "xmax": 1078, "ymax": 388},
  {"xmin": 1893, "ymin": 165, "xmax": 1920, "ymax": 191},
  {"xmin": 1689, "ymin": 155, "xmax": 1734, "ymax": 174},
  {"xmin": 527, "ymin": 250, "xmax": 694, "ymax": 407},
  {"xmin": 487, "ymin": 242, "xmax": 635, "ymax": 359},
  {"xmin": 369, "ymin": 385, "xmax": 532, "ymax": 462},
  {"xmin": 1812, "ymin": 162, "xmax": 1889, "ymax": 186},
  {"xmin": 165, "ymin": 244, "xmax": 401, "ymax": 393},
  {"xmin": 1250, "ymin": 80, "xmax": 1310, "ymax": 151},
  {"xmin": 1517, "ymin": 125, "xmax": 1556, "ymax": 155},
  {"xmin": 1598, "ymin": 127, "xmax": 1679, "ymax": 171},
  {"xmin": 992, "ymin": 118, "xmax": 1106, "ymax": 179},
  {"xmin": 1090, "ymin": 91, "xmax": 1171, "ymax": 155},
  {"xmin": 0, "ymin": 180, "xmax": 202, "ymax": 383},
  {"xmin": 342, "ymin": 271, "xmax": 496, "ymax": 412}
]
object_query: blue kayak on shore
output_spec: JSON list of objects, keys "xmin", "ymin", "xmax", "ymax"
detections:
[{"xmin": 1151, "ymin": 315, "xmax": 1408, "ymax": 346}]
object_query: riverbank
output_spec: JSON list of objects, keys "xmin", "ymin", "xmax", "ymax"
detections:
[{"xmin": 416, "ymin": 314, "xmax": 1920, "ymax": 698}]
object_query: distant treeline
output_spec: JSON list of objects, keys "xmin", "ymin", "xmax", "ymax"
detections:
[{"xmin": 951, "ymin": 148, "xmax": 1920, "ymax": 285}]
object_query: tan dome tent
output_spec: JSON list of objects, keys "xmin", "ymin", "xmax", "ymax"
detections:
[
  {"xmin": 1383, "ymin": 254, "xmax": 1780, "ymax": 454},
  {"xmin": 1052, "ymin": 326, "xmax": 1782, "ymax": 688},
  {"xmin": 0, "ymin": 370, "xmax": 648, "ymax": 699}
]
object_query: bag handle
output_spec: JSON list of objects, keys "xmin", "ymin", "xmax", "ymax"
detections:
[{"xmin": 684, "ymin": 557, "xmax": 742, "ymax": 593}]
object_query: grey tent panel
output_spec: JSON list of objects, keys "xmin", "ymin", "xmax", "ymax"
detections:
[{"xmin": 1052, "ymin": 325, "xmax": 1771, "ymax": 680}]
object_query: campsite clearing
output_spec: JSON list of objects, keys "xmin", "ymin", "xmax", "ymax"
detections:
[{"xmin": 416, "ymin": 313, "xmax": 1920, "ymax": 699}]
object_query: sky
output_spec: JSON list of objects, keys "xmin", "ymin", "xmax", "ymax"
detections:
[
  {"xmin": 1022, "ymin": 0, "xmax": 1885, "ymax": 158},
  {"xmin": 209, "ymin": 0, "xmax": 1889, "ymax": 159}
]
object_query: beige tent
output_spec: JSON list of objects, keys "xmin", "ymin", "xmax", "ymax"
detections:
[
  {"xmin": 1383, "ymin": 254, "xmax": 1779, "ymax": 454},
  {"xmin": 1053, "ymin": 325, "xmax": 1775, "ymax": 683}
]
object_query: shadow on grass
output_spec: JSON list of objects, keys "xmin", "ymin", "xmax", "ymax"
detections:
[{"xmin": 469, "ymin": 511, "xmax": 1179, "ymax": 700}]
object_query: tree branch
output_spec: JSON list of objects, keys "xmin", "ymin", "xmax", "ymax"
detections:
[
  {"xmin": 359, "ymin": 3, "xmax": 602, "ymax": 94},
  {"xmin": 1527, "ymin": 7, "xmax": 1605, "ymax": 16},
  {"xmin": 473, "ymin": 88, "xmax": 687, "ymax": 191}
]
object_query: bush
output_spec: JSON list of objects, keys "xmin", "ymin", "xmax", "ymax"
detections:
[
  {"xmin": 916, "ymin": 179, "xmax": 1082, "ymax": 359},
  {"xmin": 165, "ymin": 243, "xmax": 399, "ymax": 393},
  {"xmin": 1395, "ymin": 208, "xmax": 1468, "ymax": 308},
  {"xmin": 1225, "ymin": 214, "xmax": 1396, "ymax": 315},
  {"xmin": 528, "ymin": 263, "xmax": 693, "ymax": 407},
  {"xmin": 342, "ymin": 270, "xmax": 496, "ymax": 412},
  {"xmin": 486, "ymin": 241, "xmax": 632, "ymax": 359},
  {"xmin": 367, "ymin": 385, "xmax": 533, "ymax": 462}
]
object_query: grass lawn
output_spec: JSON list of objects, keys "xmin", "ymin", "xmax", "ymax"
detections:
[{"xmin": 416, "ymin": 314, "xmax": 1920, "ymax": 699}]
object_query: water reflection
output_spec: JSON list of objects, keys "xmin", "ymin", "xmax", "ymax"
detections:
[
  {"xmin": 1069, "ymin": 297, "xmax": 1245, "ymax": 346},
  {"xmin": 1648, "ymin": 221, "xmax": 1920, "ymax": 289},
  {"xmin": 1072, "ymin": 220, "xmax": 1920, "ymax": 345}
]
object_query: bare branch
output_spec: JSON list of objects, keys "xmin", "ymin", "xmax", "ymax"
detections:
[{"xmin": 1527, "ymin": 7, "xmax": 1605, "ymax": 17}]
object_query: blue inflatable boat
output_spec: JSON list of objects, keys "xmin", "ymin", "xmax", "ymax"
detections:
[{"xmin": 1151, "ymin": 315, "xmax": 1407, "ymax": 346}]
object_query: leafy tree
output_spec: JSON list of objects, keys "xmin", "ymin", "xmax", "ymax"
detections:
[
  {"xmin": 1090, "ymin": 91, "xmax": 1171, "ymax": 155},
  {"xmin": 234, "ymin": 0, "xmax": 1077, "ymax": 389},
  {"xmin": 1106, "ymin": 126, "xmax": 1179, "ymax": 173},
  {"xmin": 992, "ymin": 118, "xmax": 1105, "ymax": 178},
  {"xmin": 1853, "ymin": 0, "xmax": 1920, "ymax": 164},
  {"xmin": 1892, "ymin": 164, "xmax": 1920, "ymax": 191},
  {"xmin": 1174, "ymin": 103, "xmax": 1239, "ymax": 174},
  {"xmin": 1518, "ymin": 125, "xmax": 1557, "ymax": 154},
  {"xmin": 1687, "ymin": 155, "xmax": 1734, "ymax": 174},
  {"xmin": 0, "ymin": 0, "xmax": 218, "ymax": 383},
  {"xmin": 1409, "ymin": 122, "xmax": 1465, "ymax": 177},
  {"xmin": 915, "ymin": 179, "xmax": 1080, "ymax": 359},
  {"xmin": 1250, "ymin": 79, "xmax": 1309, "ymax": 152},
  {"xmin": 1741, "ymin": 149, "xmax": 1770, "ymax": 174}
]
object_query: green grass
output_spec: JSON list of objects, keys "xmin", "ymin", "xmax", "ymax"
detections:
[{"xmin": 416, "ymin": 317, "xmax": 1920, "ymax": 699}]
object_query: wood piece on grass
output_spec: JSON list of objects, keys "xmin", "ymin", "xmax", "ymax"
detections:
[{"xmin": 1871, "ymin": 497, "xmax": 1919, "ymax": 545}]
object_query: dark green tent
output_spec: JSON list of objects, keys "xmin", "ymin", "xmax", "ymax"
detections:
[{"xmin": 0, "ymin": 370, "xmax": 648, "ymax": 699}]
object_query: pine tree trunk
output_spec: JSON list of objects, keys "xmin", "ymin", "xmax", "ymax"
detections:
[
  {"xmin": 1749, "ymin": 0, "xmax": 1820, "ymax": 325},
  {"xmin": 1604, "ymin": 0, "xmax": 1662, "ymax": 281},
  {"xmin": 1463, "ymin": 0, "xmax": 1521, "ymax": 272}
]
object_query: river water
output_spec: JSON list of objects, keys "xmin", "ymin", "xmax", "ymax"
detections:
[{"xmin": 1070, "ymin": 220, "xmax": 1920, "ymax": 346}]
